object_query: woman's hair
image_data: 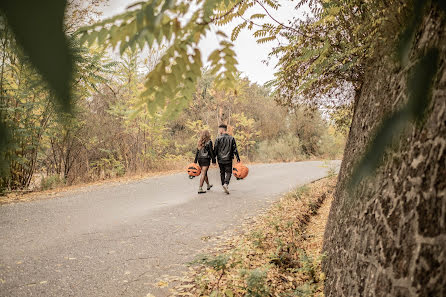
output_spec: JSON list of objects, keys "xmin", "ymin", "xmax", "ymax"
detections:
[{"xmin": 198, "ymin": 130, "xmax": 211, "ymax": 149}]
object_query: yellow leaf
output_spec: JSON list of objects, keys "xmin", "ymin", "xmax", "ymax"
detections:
[{"xmin": 156, "ymin": 281, "xmax": 169, "ymax": 288}]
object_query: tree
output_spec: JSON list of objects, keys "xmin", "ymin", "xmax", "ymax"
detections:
[
  {"xmin": 232, "ymin": 112, "xmax": 259, "ymax": 159},
  {"xmin": 329, "ymin": 104, "xmax": 353, "ymax": 136}
]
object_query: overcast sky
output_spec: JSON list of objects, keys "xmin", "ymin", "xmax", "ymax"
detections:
[{"xmin": 101, "ymin": 1, "xmax": 305, "ymax": 85}]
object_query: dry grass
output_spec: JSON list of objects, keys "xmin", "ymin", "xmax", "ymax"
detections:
[{"xmin": 169, "ymin": 176, "xmax": 337, "ymax": 297}]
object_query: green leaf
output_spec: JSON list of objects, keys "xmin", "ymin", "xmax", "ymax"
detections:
[
  {"xmin": 204, "ymin": 0, "xmax": 219, "ymax": 19},
  {"xmin": 208, "ymin": 49, "xmax": 221, "ymax": 63},
  {"xmin": 161, "ymin": 0, "xmax": 175, "ymax": 12},
  {"xmin": 0, "ymin": 0, "xmax": 73, "ymax": 112},
  {"xmin": 86, "ymin": 31, "xmax": 98, "ymax": 47},
  {"xmin": 144, "ymin": 31, "xmax": 155, "ymax": 47},
  {"xmin": 109, "ymin": 25, "xmax": 120, "ymax": 48},
  {"xmin": 396, "ymin": 0, "xmax": 426, "ymax": 65},
  {"xmin": 97, "ymin": 28, "xmax": 108, "ymax": 44},
  {"xmin": 144, "ymin": 4, "xmax": 155, "ymax": 31},
  {"xmin": 406, "ymin": 48, "xmax": 440, "ymax": 121},
  {"xmin": 216, "ymin": 30, "xmax": 228, "ymax": 38},
  {"xmin": 250, "ymin": 13, "xmax": 265, "ymax": 19}
]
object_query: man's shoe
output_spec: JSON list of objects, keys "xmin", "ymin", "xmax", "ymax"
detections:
[
  {"xmin": 207, "ymin": 184, "xmax": 213, "ymax": 191},
  {"xmin": 198, "ymin": 187, "xmax": 206, "ymax": 194},
  {"xmin": 222, "ymin": 184, "xmax": 229, "ymax": 194}
]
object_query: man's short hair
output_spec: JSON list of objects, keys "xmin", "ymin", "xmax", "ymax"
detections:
[{"xmin": 218, "ymin": 124, "xmax": 228, "ymax": 131}]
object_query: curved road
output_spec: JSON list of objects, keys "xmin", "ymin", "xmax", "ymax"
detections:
[{"xmin": 0, "ymin": 161, "xmax": 340, "ymax": 297}]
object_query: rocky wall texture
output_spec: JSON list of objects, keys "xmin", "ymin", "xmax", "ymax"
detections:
[{"xmin": 323, "ymin": 6, "xmax": 445, "ymax": 297}]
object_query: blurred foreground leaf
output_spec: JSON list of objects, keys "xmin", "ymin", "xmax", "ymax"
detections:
[
  {"xmin": 349, "ymin": 48, "xmax": 440, "ymax": 190},
  {"xmin": 396, "ymin": 0, "xmax": 426, "ymax": 65},
  {"xmin": 0, "ymin": 0, "xmax": 73, "ymax": 111}
]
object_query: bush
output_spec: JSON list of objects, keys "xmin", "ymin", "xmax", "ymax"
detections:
[
  {"xmin": 255, "ymin": 134, "xmax": 304, "ymax": 162},
  {"xmin": 319, "ymin": 127, "xmax": 346, "ymax": 159},
  {"xmin": 40, "ymin": 175, "xmax": 65, "ymax": 190},
  {"xmin": 90, "ymin": 150, "xmax": 126, "ymax": 178},
  {"xmin": 241, "ymin": 269, "xmax": 270, "ymax": 297},
  {"xmin": 191, "ymin": 254, "xmax": 229, "ymax": 272}
]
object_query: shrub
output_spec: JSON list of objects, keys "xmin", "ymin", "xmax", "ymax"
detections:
[
  {"xmin": 319, "ymin": 127, "xmax": 346, "ymax": 159},
  {"xmin": 191, "ymin": 254, "xmax": 230, "ymax": 272},
  {"xmin": 90, "ymin": 150, "xmax": 126, "ymax": 178},
  {"xmin": 241, "ymin": 269, "xmax": 270, "ymax": 297},
  {"xmin": 250, "ymin": 230, "xmax": 266, "ymax": 249},
  {"xmin": 255, "ymin": 134, "xmax": 304, "ymax": 162},
  {"xmin": 40, "ymin": 175, "xmax": 65, "ymax": 190}
]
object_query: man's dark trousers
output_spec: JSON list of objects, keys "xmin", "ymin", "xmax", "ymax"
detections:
[{"xmin": 218, "ymin": 162, "xmax": 232, "ymax": 185}]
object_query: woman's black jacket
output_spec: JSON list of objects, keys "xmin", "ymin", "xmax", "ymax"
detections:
[{"xmin": 194, "ymin": 140, "xmax": 216, "ymax": 163}]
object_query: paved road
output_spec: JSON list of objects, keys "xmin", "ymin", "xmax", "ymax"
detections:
[{"xmin": 0, "ymin": 161, "xmax": 340, "ymax": 297}]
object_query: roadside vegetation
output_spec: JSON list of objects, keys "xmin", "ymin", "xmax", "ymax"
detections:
[
  {"xmin": 167, "ymin": 176, "xmax": 337, "ymax": 297},
  {"xmin": 0, "ymin": 49, "xmax": 345, "ymax": 193},
  {"xmin": 0, "ymin": 1, "xmax": 346, "ymax": 194}
]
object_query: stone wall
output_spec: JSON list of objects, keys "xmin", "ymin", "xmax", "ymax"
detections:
[{"xmin": 323, "ymin": 6, "xmax": 445, "ymax": 297}]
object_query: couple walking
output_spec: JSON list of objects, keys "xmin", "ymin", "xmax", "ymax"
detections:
[{"xmin": 194, "ymin": 124, "xmax": 240, "ymax": 194}]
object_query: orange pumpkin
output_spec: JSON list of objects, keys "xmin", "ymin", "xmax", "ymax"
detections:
[
  {"xmin": 233, "ymin": 163, "xmax": 249, "ymax": 179},
  {"xmin": 187, "ymin": 163, "xmax": 201, "ymax": 177}
]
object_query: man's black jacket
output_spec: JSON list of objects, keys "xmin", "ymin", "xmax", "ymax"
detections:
[
  {"xmin": 194, "ymin": 140, "xmax": 216, "ymax": 163},
  {"xmin": 214, "ymin": 133, "xmax": 240, "ymax": 164}
]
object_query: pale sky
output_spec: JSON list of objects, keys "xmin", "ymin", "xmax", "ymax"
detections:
[{"xmin": 101, "ymin": 1, "xmax": 306, "ymax": 85}]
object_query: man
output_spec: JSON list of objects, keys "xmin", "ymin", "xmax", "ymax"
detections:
[{"xmin": 214, "ymin": 124, "xmax": 240, "ymax": 194}]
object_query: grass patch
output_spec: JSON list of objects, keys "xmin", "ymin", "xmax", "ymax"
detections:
[{"xmin": 170, "ymin": 176, "xmax": 337, "ymax": 297}]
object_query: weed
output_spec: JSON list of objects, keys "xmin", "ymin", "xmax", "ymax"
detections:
[
  {"xmin": 322, "ymin": 160, "xmax": 338, "ymax": 178},
  {"xmin": 250, "ymin": 230, "xmax": 266, "ymax": 249},
  {"xmin": 297, "ymin": 250, "xmax": 326, "ymax": 284},
  {"xmin": 191, "ymin": 254, "xmax": 229, "ymax": 272},
  {"xmin": 270, "ymin": 219, "xmax": 281, "ymax": 232},
  {"xmin": 327, "ymin": 166, "xmax": 337, "ymax": 177},
  {"xmin": 293, "ymin": 283, "xmax": 318, "ymax": 296},
  {"xmin": 289, "ymin": 185, "xmax": 309, "ymax": 200},
  {"xmin": 241, "ymin": 268, "xmax": 270, "ymax": 297}
]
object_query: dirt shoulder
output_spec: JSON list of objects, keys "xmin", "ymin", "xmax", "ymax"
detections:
[
  {"xmin": 164, "ymin": 175, "xmax": 336, "ymax": 297},
  {"xmin": 0, "ymin": 169, "xmax": 183, "ymax": 205}
]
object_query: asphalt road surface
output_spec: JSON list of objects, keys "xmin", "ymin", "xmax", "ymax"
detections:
[{"xmin": 0, "ymin": 161, "xmax": 340, "ymax": 297}]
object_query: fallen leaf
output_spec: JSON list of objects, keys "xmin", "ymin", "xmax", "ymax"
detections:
[{"xmin": 156, "ymin": 281, "xmax": 168, "ymax": 288}]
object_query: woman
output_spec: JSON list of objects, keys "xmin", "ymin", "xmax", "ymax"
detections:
[{"xmin": 194, "ymin": 130, "xmax": 216, "ymax": 194}]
